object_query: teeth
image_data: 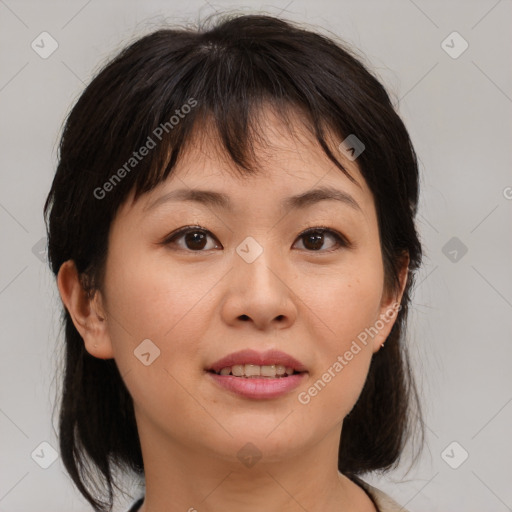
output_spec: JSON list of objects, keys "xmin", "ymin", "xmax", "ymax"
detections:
[
  {"xmin": 276, "ymin": 365, "xmax": 286, "ymax": 376},
  {"xmin": 215, "ymin": 364, "xmax": 298, "ymax": 378},
  {"xmin": 260, "ymin": 365, "xmax": 276, "ymax": 377},
  {"xmin": 232, "ymin": 364, "xmax": 244, "ymax": 377},
  {"xmin": 245, "ymin": 364, "xmax": 261, "ymax": 377}
]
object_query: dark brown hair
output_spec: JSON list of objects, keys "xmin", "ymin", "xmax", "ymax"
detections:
[{"xmin": 44, "ymin": 12, "xmax": 424, "ymax": 511}]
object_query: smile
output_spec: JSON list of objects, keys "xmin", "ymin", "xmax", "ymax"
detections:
[
  {"xmin": 205, "ymin": 349, "xmax": 308, "ymax": 399},
  {"xmin": 210, "ymin": 364, "xmax": 300, "ymax": 378}
]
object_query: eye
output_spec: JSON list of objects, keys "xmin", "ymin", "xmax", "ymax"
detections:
[
  {"xmin": 163, "ymin": 226, "xmax": 221, "ymax": 252},
  {"xmin": 161, "ymin": 225, "xmax": 350, "ymax": 253},
  {"xmin": 293, "ymin": 227, "xmax": 349, "ymax": 252}
]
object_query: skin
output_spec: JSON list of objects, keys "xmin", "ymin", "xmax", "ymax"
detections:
[{"xmin": 57, "ymin": 106, "xmax": 408, "ymax": 512}]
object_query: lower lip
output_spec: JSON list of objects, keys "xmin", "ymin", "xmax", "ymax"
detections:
[{"xmin": 207, "ymin": 372, "xmax": 307, "ymax": 399}]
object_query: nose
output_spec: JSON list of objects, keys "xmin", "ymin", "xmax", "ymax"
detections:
[{"xmin": 220, "ymin": 246, "xmax": 298, "ymax": 331}]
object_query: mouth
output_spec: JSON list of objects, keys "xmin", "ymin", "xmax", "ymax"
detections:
[
  {"xmin": 207, "ymin": 364, "xmax": 304, "ymax": 378},
  {"xmin": 206, "ymin": 348, "xmax": 308, "ymax": 376},
  {"xmin": 205, "ymin": 349, "xmax": 308, "ymax": 399}
]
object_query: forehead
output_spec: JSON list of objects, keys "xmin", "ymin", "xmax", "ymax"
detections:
[{"xmin": 125, "ymin": 105, "xmax": 373, "ymax": 218}]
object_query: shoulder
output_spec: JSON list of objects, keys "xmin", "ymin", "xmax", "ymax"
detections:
[{"xmin": 356, "ymin": 479, "xmax": 410, "ymax": 512}]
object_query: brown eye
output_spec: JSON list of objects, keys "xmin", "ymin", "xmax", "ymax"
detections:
[
  {"xmin": 294, "ymin": 228, "xmax": 348, "ymax": 252},
  {"xmin": 164, "ymin": 226, "xmax": 221, "ymax": 251}
]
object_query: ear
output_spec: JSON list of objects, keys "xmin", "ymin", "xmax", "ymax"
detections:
[
  {"xmin": 57, "ymin": 260, "xmax": 114, "ymax": 360},
  {"xmin": 371, "ymin": 252, "xmax": 410, "ymax": 353}
]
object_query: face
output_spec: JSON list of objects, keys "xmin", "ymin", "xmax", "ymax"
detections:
[{"xmin": 61, "ymin": 107, "xmax": 406, "ymax": 467}]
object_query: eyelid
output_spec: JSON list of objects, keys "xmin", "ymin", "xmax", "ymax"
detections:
[{"xmin": 160, "ymin": 225, "xmax": 219, "ymax": 247}]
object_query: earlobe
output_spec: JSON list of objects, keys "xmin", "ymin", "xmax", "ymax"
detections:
[{"xmin": 57, "ymin": 260, "xmax": 115, "ymax": 360}]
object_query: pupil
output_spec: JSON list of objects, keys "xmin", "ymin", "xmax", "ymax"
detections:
[
  {"xmin": 186, "ymin": 231, "xmax": 206, "ymax": 250},
  {"xmin": 305, "ymin": 232, "xmax": 323, "ymax": 250}
]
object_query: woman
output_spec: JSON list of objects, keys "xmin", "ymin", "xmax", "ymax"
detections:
[{"xmin": 44, "ymin": 12, "xmax": 424, "ymax": 512}]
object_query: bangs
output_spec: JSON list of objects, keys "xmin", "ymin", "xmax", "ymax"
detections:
[
  {"xmin": 47, "ymin": 12, "xmax": 418, "ymax": 280},
  {"xmin": 80, "ymin": 20, "xmax": 367, "ymax": 211}
]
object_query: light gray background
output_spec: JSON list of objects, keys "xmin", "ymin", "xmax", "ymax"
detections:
[{"xmin": 1, "ymin": 1, "xmax": 511, "ymax": 511}]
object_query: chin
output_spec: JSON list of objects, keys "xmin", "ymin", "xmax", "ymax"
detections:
[{"xmin": 204, "ymin": 419, "xmax": 315, "ymax": 462}]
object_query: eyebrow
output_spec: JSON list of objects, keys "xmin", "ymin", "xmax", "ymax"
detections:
[{"xmin": 144, "ymin": 185, "xmax": 362, "ymax": 213}]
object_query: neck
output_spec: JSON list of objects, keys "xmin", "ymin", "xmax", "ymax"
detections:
[{"xmin": 134, "ymin": 420, "xmax": 375, "ymax": 512}]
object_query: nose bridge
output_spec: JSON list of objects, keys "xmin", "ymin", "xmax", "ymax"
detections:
[
  {"xmin": 235, "ymin": 235, "xmax": 285, "ymax": 295},
  {"xmin": 224, "ymin": 234, "xmax": 296, "ymax": 328}
]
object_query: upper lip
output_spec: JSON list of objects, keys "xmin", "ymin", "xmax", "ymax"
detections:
[{"xmin": 207, "ymin": 349, "xmax": 308, "ymax": 373}]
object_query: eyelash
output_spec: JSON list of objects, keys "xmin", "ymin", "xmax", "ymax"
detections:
[{"xmin": 161, "ymin": 225, "xmax": 351, "ymax": 253}]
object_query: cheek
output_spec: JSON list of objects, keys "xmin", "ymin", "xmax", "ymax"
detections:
[
  {"xmin": 103, "ymin": 242, "xmax": 202, "ymax": 338},
  {"xmin": 102, "ymin": 243, "xmax": 223, "ymax": 385},
  {"xmin": 101, "ymin": 249, "xmax": 214, "ymax": 429},
  {"xmin": 306, "ymin": 249, "xmax": 385, "ymax": 347},
  {"xmin": 294, "ymin": 249, "xmax": 384, "ymax": 412}
]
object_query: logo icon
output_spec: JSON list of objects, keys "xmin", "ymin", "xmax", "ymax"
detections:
[
  {"xmin": 237, "ymin": 442, "xmax": 262, "ymax": 468},
  {"xmin": 442, "ymin": 236, "xmax": 468, "ymax": 263},
  {"xmin": 31, "ymin": 32, "xmax": 59, "ymax": 59},
  {"xmin": 134, "ymin": 339, "xmax": 161, "ymax": 366},
  {"xmin": 31, "ymin": 441, "xmax": 59, "ymax": 469},
  {"xmin": 338, "ymin": 134, "xmax": 365, "ymax": 161},
  {"xmin": 236, "ymin": 236, "xmax": 264, "ymax": 264},
  {"xmin": 441, "ymin": 32, "xmax": 469, "ymax": 59},
  {"xmin": 31, "ymin": 237, "xmax": 47, "ymax": 263},
  {"xmin": 441, "ymin": 441, "xmax": 469, "ymax": 469}
]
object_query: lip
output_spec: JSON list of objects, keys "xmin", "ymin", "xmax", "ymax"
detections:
[
  {"xmin": 207, "ymin": 372, "xmax": 307, "ymax": 399},
  {"xmin": 207, "ymin": 349, "xmax": 307, "ymax": 373}
]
